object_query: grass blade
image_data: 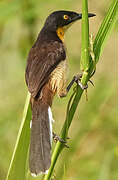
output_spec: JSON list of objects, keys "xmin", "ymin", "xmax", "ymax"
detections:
[
  {"xmin": 94, "ymin": 0, "xmax": 118, "ymax": 62},
  {"xmin": 6, "ymin": 92, "xmax": 31, "ymax": 180}
]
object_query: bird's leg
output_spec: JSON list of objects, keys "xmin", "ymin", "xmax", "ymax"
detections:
[
  {"xmin": 53, "ymin": 132, "xmax": 69, "ymax": 148},
  {"xmin": 53, "ymin": 132, "xmax": 66, "ymax": 143},
  {"xmin": 64, "ymin": 72, "xmax": 94, "ymax": 98},
  {"xmin": 66, "ymin": 74, "xmax": 88, "ymax": 93},
  {"xmin": 59, "ymin": 74, "xmax": 85, "ymax": 98}
]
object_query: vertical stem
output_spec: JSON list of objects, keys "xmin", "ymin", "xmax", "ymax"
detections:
[{"xmin": 80, "ymin": 0, "xmax": 90, "ymax": 72}]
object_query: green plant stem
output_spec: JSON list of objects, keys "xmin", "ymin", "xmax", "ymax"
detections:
[{"xmin": 80, "ymin": 0, "xmax": 89, "ymax": 71}]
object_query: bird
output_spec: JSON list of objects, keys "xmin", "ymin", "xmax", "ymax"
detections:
[{"xmin": 25, "ymin": 10, "xmax": 95, "ymax": 176}]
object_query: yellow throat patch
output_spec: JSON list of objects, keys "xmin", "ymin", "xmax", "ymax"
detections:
[{"xmin": 56, "ymin": 27, "xmax": 64, "ymax": 42}]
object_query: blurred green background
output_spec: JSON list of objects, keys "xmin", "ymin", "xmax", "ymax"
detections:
[{"xmin": 0, "ymin": 0, "xmax": 118, "ymax": 180}]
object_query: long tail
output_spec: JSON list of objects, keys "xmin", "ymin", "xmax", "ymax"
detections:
[{"xmin": 29, "ymin": 98, "xmax": 53, "ymax": 176}]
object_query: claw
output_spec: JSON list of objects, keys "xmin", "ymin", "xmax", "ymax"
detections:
[
  {"xmin": 77, "ymin": 81, "xmax": 88, "ymax": 90},
  {"xmin": 66, "ymin": 73, "xmax": 94, "ymax": 93},
  {"xmin": 74, "ymin": 74, "xmax": 88, "ymax": 90},
  {"xmin": 53, "ymin": 132, "xmax": 69, "ymax": 148},
  {"xmin": 88, "ymin": 79, "xmax": 94, "ymax": 86},
  {"xmin": 64, "ymin": 144, "xmax": 69, "ymax": 148},
  {"xmin": 66, "ymin": 74, "xmax": 87, "ymax": 92},
  {"xmin": 74, "ymin": 74, "xmax": 95, "ymax": 89}
]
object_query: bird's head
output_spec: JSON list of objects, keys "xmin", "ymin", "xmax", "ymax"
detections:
[{"xmin": 43, "ymin": 10, "xmax": 95, "ymax": 41}]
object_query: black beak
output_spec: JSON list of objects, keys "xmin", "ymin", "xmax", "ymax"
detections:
[
  {"xmin": 72, "ymin": 13, "xmax": 96, "ymax": 22},
  {"xmin": 88, "ymin": 13, "xmax": 96, "ymax": 18}
]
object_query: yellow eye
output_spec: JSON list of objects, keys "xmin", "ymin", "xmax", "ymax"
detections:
[{"xmin": 63, "ymin": 15, "xmax": 69, "ymax": 20}]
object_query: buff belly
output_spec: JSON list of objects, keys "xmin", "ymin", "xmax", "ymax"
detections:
[{"xmin": 49, "ymin": 60, "xmax": 67, "ymax": 97}]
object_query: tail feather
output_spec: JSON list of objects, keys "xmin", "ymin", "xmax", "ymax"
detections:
[{"xmin": 29, "ymin": 99, "xmax": 52, "ymax": 176}]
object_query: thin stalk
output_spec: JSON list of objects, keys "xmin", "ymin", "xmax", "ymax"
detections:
[{"xmin": 80, "ymin": 0, "xmax": 90, "ymax": 71}]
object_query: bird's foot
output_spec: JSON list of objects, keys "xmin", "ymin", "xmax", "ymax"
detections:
[
  {"xmin": 53, "ymin": 132, "xmax": 69, "ymax": 148},
  {"xmin": 66, "ymin": 74, "xmax": 88, "ymax": 92}
]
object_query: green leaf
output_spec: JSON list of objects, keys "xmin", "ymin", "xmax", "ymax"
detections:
[
  {"xmin": 6, "ymin": 92, "xmax": 31, "ymax": 180},
  {"xmin": 94, "ymin": 0, "xmax": 118, "ymax": 62}
]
